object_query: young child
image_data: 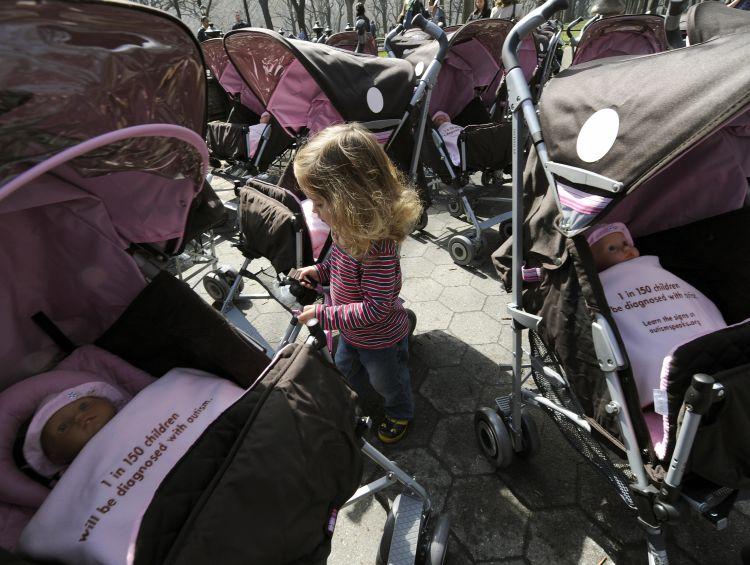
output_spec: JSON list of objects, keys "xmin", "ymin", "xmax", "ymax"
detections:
[
  {"xmin": 23, "ymin": 382, "xmax": 129, "ymax": 478},
  {"xmin": 432, "ymin": 111, "xmax": 463, "ymax": 167},
  {"xmin": 588, "ymin": 223, "xmax": 726, "ymax": 407},
  {"xmin": 246, "ymin": 111, "xmax": 271, "ymax": 159},
  {"xmin": 293, "ymin": 123, "xmax": 422, "ymax": 443}
]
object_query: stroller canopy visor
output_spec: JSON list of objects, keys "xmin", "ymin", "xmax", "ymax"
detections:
[
  {"xmin": 571, "ymin": 15, "xmax": 668, "ymax": 66},
  {"xmin": 687, "ymin": 1, "xmax": 750, "ymax": 45},
  {"xmin": 202, "ymin": 38, "xmax": 266, "ymax": 117},
  {"xmin": 539, "ymin": 32, "xmax": 750, "ymax": 203},
  {"xmin": 225, "ymin": 29, "xmax": 414, "ymax": 134},
  {"xmin": 404, "ymin": 19, "xmax": 535, "ymax": 116},
  {"xmin": 0, "ymin": 0, "xmax": 206, "ymax": 188}
]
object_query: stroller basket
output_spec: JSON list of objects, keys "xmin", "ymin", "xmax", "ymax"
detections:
[
  {"xmin": 461, "ymin": 122, "xmax": 512, "ymax": 174},
  {"xmin": 528, "ymin": 331, "xmax": 636, "ymax": 509}
]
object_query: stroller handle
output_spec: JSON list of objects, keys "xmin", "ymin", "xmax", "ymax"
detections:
[
  {"xmin": 665, "ymin": 0, "xmax": 686, "ymax": 48},
  {"xmin": 565, "ymin": 16, "xmax": 583, "ymax": 46},
  {"xmin": 502, "ymin": 0, "xmax": 568, "ymax": 71},
  {"xmin": 384, "ymin": 23, "xmax": 404, "ymax": 57},
  {"xmin": 410, "ymin": 14, "xmax": 449, "ymax": 62}
]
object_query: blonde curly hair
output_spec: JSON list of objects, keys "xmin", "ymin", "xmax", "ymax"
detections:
[{"xmin": 293, "ymin": 123, "xmax": 423, "ymax": 259}]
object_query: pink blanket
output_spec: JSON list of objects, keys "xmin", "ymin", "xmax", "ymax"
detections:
[
  {"xmin": 599, "ymin": 255, "xmax": 726, "ymax": 407},
  {"xmin": 437, "ymin": 122, "xmax": 463, "ymax": 166},
  {"xmin": 17, "ymin": 369, "xmax": 244, "ymax": 565}
]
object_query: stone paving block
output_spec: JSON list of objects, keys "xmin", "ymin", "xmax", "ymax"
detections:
[
  {"xmin": 430, "ymin": 414, "xmax": 496, "ymax": 476},
  {"xmin": 431, "ymin": 263, "xmax": 476, "ymax": 287},
  {"xmin": 669, "ymin": 508, "xmax": 750, "ymax": 564},
  {"xmin": 411, "ymin": 331, "xmax": 467, "ymax": 368},
  {"xmin": 401, "ymin": 256, "xmax": 438, "ymax": 278},
  {"xmin": 482, "ymin": 294, "xmax": 509, "ymax": 319},
  {"xmin": 496, "ymin": 412, "xmax": 580, "ymax": 509},
  {"xmin": 447, "ymin": 476, "xmax": 530, "ymax": 561},
  {"xmin": 420, "ymin": 366, "xmax": 487, "ymax": 414},
  {"xmin": 401, "ymin": 236, "xmax": 428, "ymax": 258},
  {"xmin": 329, "ymin": 496, "xmax": 387, "ymax": 565},
  {"xmin": 439, "ymin": 285, "xmax": 487, "ymax": 313},
  {"xmin": 469, "ymin": 272, "xmax": 506, "ymax": 297},
  {"xmin": 576, "ymin": 462, "xmax": 644, "ymax": 546},
  {"xmin": 449, "ymin": 312, "xmax": 502, "ymax": 345},
  {"xmin": 250, "ymin": 311, "xmax": 293, "ymax": 349},
  {"xmin": 387, "ymin": 448, "xmax": 453, "ymax": 514},
  {"xmin": 461, "ymin": 343, "xmax": 514, "ymax": 383},
  {"xmin": 401, "ymin": 277, "xmax": 444, "ymax": 303},
  {"xmin": 423, "ymin": 244, "xmax": 456, "ymax": 266},
  {"xmin": 526, "ymin": 508, "xmax": 615, "ymax": 565},
  {"xmin": 407, "ymin": 301, "xmax": 454, "ymax": 333}
]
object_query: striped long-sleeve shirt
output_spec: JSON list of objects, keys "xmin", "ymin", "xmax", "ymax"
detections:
[{"xmin": 314, "ymin": 240, "xmax": 409, "ymax": 349}]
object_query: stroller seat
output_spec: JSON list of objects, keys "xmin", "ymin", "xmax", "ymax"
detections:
[{"xmin": 649, "ymin": 320, "xmax": 750, "ymax": 488}]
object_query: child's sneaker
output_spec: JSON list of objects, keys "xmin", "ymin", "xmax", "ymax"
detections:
[{"xmin": 378, "ymin": 416, "xmax": 410, "ymax": 444}]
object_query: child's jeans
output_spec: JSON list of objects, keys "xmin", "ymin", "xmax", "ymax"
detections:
[{"xmin": 334, "ymin": 335, "xmax": 414, "ymax": 420}]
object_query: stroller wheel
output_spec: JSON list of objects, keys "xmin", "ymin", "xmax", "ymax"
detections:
[
  {"xmin": 448, "ymin": 235, "xmax": 475, "ymax": 266},
  {"xmin": 447, "ymin": 199, "xmax": 463, "ymax": 218},
  {"xmin": 474, "ymin": 407, "xmax": 513, "ymax": 469},
  {"xmin": 419, "ymin": 513, "xmax": 450, "ymax": 565},
  {"xmin": 498, "ymin": 220, "xmax": 513, "ymax": 243},
  {"xmin": 516, "ymin": 411, "xmax": 541, "ymax": 459},
  {"xmin": 203, "ymin": 271, "xmax": 230, "ymax": 303},
  {"xmin": 414, "ymin": 209, "xmax": 429, "ymax": 232},
  {"xmin": 407, "ymin": 308, "xmax": 418, "ymax": 339}
]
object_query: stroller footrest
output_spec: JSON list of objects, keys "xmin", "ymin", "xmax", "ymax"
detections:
[
  {"xmin": 495, "ymin": 395, "xmax": 512, "ymax": 416},
  {"xmin": 387, "ymin": 493, "xmax": 425, "ymax": 565}
]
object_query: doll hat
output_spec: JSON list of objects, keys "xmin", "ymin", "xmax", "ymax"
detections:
[
  {"xmin": 586, "ymin": 222, "xmax": 633, "ymax": 248},
  {"xmin": 22, "ymin": 381, "xmax": 129, "ymax": 478}
]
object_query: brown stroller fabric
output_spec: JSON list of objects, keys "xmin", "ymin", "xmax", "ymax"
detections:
[
  {"xmin": 238, "ymin": 180, "xmax": 314, "ymax": 275},
  {"xmin": 134, "ymin": 343, "xmax": 363, "ymax": 565},
  {"xmin": 662, "ymin": 323, "xmax": 750, "ymax": 489}
]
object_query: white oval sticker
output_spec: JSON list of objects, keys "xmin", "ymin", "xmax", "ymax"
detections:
[
  {"xmin": 576, "ymin": 108, "xmax": 620, "ymax": 163},
  {"xmin": 366, "ymin": 87, "xmax": 384, "ymax": 114},
  {"xmin": 414, "ymin": 61, "xmax": 425, "ymax": 77}
]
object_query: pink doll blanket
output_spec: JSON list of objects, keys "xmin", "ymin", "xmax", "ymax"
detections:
[
  {"xmin": 245, "ymin": 123, "xmax": 269, "ymax": 159},
  {"xmin": 437, "ymin": 122, "xmax": 463, "ymax": 167},
  {"xmin": 17, "ymin": 369, "xmax": 244, "ymax": 565},
  {"xmin": 0, "ymin": 346, "xmax": 155, "ymax": 551},
  {"xmin": 598, "ymin": 255, "xmax": 727, "ymax": 407}
]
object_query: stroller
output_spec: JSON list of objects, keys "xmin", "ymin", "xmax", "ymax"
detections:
[
  {"xmin": 387, "ymin": 19, "xmax": 539, "ymax": 264},
  {"xmin": 326, "ymin": 29, "xmax": 379, "ymax": 55},
  {"xmin": 477, "ymin": 0, "xmax": 750, "ymax": 562},
  {"xmin": 0, "ymin": 2, "xmax": 447, "ymax": 564},
  {"xmin": 201, "ymin": 38, "xmax": 295, "ymax": 179},
  {"xmin": 568, "ymin": 13, "xmax": 669, "ymax": 66},
  {"xmin": 684, "ymin": 0, "xmax": 750, "ymax": 46},
  {"xmin": 223, "ymin": 19, "xmax": 451, "ymax": 231}
]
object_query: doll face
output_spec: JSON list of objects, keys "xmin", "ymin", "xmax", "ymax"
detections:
[
  {"xmin": 259, "ymin": 113, "xmax": 271, "ymax": 124},
  {"xmin": 433, "ymin": 114, "xmax": 450, "ymax": 127},
  {"xmin": 41, "ymin": 396, "xmax": 117, "ymax": 465},
  {"xmin": 590, "ymin": 231, "xmax": 640, "ymax": 272}
]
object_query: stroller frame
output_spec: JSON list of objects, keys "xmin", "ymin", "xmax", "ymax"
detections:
[{"xmin": 475, "ymin": 2, "xmax": 732, "ymax": 563}]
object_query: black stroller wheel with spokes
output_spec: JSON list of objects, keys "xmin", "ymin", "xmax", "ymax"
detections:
[{"xmin": 447, "ymin": 199, "xmax": 463, "ymax": 218}]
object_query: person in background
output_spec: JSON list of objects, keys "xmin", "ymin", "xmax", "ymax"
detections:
[
  {"xmin": 312, "ymin": 21, "xmax": 325, "ymax": 41},
  {"xmin": 466, "ymin": 0, "xmax": 491, "ymax": 21},
  {"xmin": 355, "ymin": 2, "xmax": 372, "ymax": 32},
  {"xmin": 490, "ymin": 0, "xmax": 521, "ymax": 20},
  {"xmin": 231, "ymin": 12, "xmax": 249, "ymax": 30},
  {"xmin": 197, "ymin": 16, "xmax": 210, "ymax": 42},
  {"xmin": 429, "ymin": 0, "xmax": 447, "ymax": 26}
]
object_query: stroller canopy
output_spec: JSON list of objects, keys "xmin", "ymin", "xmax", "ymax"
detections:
[
  {"xmin": 1, "ymin": 0, "xmax": 208, "ymax": 387},
  {"xmin": 571, "ymin": 15, "xmax": 668, "ymax": 66},
  {"xmin": 225, "ymin": 29, "xmax": 414, "ymax": 136},
  {"xmin": 0, "ymin": 0, "xmax": 206, "ymax": 188},
  {"xmin": 538, "ymin": 31, "xmax": 750, "ymax": 236},
  {"xmin": 686, "ymin": 1, "xmax": 750, "ymax": 45},
  {"xmin": 326, "ymin": 31, "xmax": 379, "ymax": 56},
  {"xmin": 201, "ymin": 38, "xmax": 266, "ymax": 117},
  {"xmin": 404, "ymin": 19, "xmax": 536, "ymax": 117}
]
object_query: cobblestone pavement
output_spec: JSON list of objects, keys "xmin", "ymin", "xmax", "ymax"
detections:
[{"xmin": 195, "ymin": 179, "xmax": 749, "ymax": 565}]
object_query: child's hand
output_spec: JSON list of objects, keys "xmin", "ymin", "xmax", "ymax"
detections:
[
  {"xmin": 297, "ymin": 305, "xmax": 317, "ymax": 324},
  {"xmin": 294, "ymin": 265, "xmax": 320, "ymax": 289}
]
